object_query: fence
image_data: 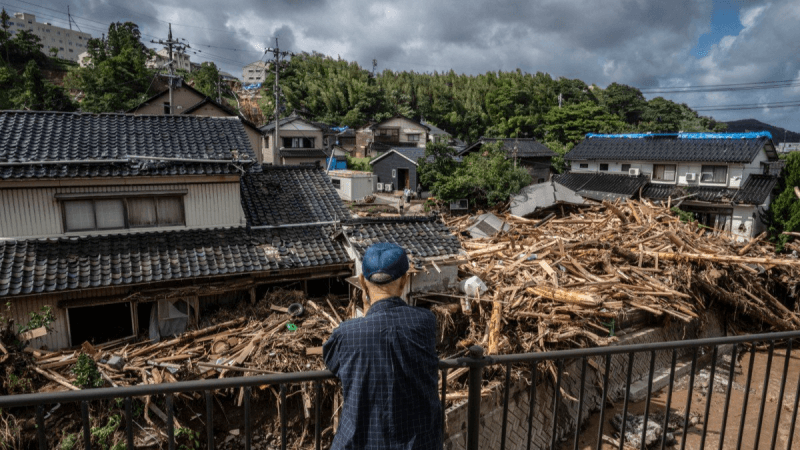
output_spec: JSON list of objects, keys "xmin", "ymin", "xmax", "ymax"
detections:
[{"xmin": 1, "ymin": 330, "xmax": 799, "ymax": 450}]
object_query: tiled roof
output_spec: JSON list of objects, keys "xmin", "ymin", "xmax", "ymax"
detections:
[
  {"xmin": 0, "ymin": 226, "xmax": 350, "ymax": 297},
  {"xmin": 565, "ymin": 134, "xmax": 772, "ymax": 163},
  {"xmin": 640, "ymin": 174, "xmax": 777, "ymax": 205},
  {"xmin": 343, "ymin": 217, "xmax": 464, "ymax": 261},
  {"xmin": 0, "ymin": 112, "xmax": 258, "ymax": 179},
  {"xmin": 240, "ymin": 166, "xmax": 352, "ymax": 227},
  {"xmin": 732, "ymin": 175, "xmax": 778, "ymax": 205},
  {"xmin": 555, "ymin": 172, "xmax": 649, "ymax": 200},
  {"xmin": 279, "ymin": 149, "xmax": 328, "ymax": 158},
  {"xmin": 458, "ymin": 138, "xmax": 556, "ymax": 158}
]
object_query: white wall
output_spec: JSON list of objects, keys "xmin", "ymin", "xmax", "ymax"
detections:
[{"xmin": 0, "ymin": 181, "xmax": 246, "ymax": 238}]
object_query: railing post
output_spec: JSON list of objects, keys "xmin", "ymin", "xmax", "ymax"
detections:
[{"xmin": 466, "ymin": 345, "xmax": 486, "ymax": 450}]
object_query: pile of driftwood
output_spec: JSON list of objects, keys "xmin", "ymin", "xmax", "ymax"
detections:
[
  {"xmin": 435, "ymin": 199, "xmax": 800, "ymax": 356},
  {"xmin": 24, "ymin": 290, "xmax": 346, "ymax": 419}
]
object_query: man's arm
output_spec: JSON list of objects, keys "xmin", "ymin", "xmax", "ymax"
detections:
[{"xmin": 322, "ymin": 330, "xmax": 341, "ymax": 375}]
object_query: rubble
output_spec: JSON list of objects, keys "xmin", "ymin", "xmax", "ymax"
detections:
[
  {"xmin": 434, "ymin": 198, "xmax": 800, "ymax": 356},
  {"xmin": 610, "ymin": 410, "xmax": 699, "ymax": 448}
]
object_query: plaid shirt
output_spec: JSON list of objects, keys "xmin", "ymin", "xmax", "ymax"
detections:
[{"xmin": 323, "ymin": 296, "xmax": 442, "ymax": 450}]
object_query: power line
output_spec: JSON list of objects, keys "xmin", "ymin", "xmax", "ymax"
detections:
[{"xmin": 641, "ymin": 79, "xmax": 800, "ymax": 94}]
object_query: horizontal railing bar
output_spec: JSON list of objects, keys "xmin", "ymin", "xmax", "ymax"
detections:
[
  {"xmin": 0, "ymin": 370, "xmax": 335, "ymax": 408},
  {"xmin": 3, "ymin": 330, "xmax": 799, "ymax": 409},
  {"xmin": 438, "ymin": 329, "xmax": 800, "ymax": 368}
]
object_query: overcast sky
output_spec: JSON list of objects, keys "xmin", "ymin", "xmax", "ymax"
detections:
[{"xmin": 15, "ymin": 0, "xmax": 800, "ymax": 133}]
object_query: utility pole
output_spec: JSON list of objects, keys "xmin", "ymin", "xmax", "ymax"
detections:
[
  {"xmin": 150, "ymin": 24, "xmax": 190, "ymax": 115},
  {"xmin": 264, "ymin": 38, "xmax": 294, "ymax": 165},
  {"xmin": 67, "ymin": 6, "xmax": 71, "ymax": 30},
  {"xmin": 558, "ymin": 93, "xmax": 562, "ymax": 108},
  {"xmin": 372, "ymin": 59, "xmax": 377, "ymax": 77}
]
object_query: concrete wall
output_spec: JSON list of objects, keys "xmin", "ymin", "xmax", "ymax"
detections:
[
  {"xmin": 443, "ymin": 311, "xmax": 725, "ymax": 450},
  {"xmin": 0, "ymin": 180, "xmax": 246, "ymax": 238},
  {"xmin": 372, "ymin": 153, "xmax": 417, "ymax": 191}
]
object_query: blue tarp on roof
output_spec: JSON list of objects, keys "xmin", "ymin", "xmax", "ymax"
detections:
[
  {"xmin": 586, "ymin": 131, "xmax": 773, "ymax": 140},
  {"xmin": 243, "ymin": 83, "xmax": 262, "ymax": 90}
]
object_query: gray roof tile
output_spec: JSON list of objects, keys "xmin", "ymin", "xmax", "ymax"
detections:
[
  {"xmin": 240, "ymin": 165, "xmax": 352, "ymax": 227},
  {"xmin": 0, "ymin": 111, "xmax": 258, "ymax": 179},
  {"xmin": 566, "ymin": 133, "xmax": 773, "ymax": 163},
  {"xmin": 343, "ymin": 217, "xmax": 463, "ymax": 261},
  {"xmin": 0, "ymin": 226, "xmax": 349, "ymax": 297}
]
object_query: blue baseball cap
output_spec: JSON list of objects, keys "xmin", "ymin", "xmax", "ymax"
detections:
[{"xmin": 362, "ymin": 243, "xmax": 409, "ymax": 284}]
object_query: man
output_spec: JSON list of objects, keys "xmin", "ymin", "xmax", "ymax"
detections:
[
  {"xmin": 323, "ymin": 243, "xmax": 442, "ymax": 450},
  {"xmin": 403, "ymin": 187, "xmax": 411, "ymax": 204}
]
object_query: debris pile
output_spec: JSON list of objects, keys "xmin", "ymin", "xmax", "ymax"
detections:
[
  {"xmin": 610, "ymin": 410, "xmax": 698, "ymax": 448},
  {"xmin": 25, "ymin": 290, "xmax": 344, "ymax": 392},
  {"xmin": 435, "ymin": 199, "xmax": 800, "ymax": 355}
]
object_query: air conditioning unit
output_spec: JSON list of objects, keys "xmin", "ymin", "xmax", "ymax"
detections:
[
  {"xmin": 384, "ymin": 183, "xmax": 393, "ymax": 192},
  {"xmin": 685, "ymin": 173, "xmax": 697, "ymax": 182},
  {"xmin": 376, "ymin": 182, "xmax": 383, "ymax": 191},
  {"xmin": 628, "ymin": 168, "xmax": 640, "ymax": 176}
]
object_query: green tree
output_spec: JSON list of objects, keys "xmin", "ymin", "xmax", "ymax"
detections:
[
  {"xmin": 639, "ymin": 97, "xmax": 685, "ymax": 132},
  {"xmin": 433, "ymin": 142, "xmax": 532, "ymax": 207},
  {"xmin": 417, "ymin": 141, "xmax": 458, "ymax": 190},
  {"xmin": 65, "ymin": 22, "xmax": 153, "ymax": 112},
  {"xmin": 189, "ymin": 61, "xmax": 221, "ymax": 98},
  {"xmin": 543, "ymin": 140, "xmax": 574, "ymax": 174},
  {"xmin": 600, "ymin": 82, "xmax": 646, "ymax": 124},
  {"xmin": 769, "ymin": 152, "xmax": 800, "ymax": 251},
  {"xmin": 542, "ymin": 102, "xmax": 625, "ymax": 144},
  {"xmin": 11, "ymin": 60, "xmax": 75, "ymax": 110}
]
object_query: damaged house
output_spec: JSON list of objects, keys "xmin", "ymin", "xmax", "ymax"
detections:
[
  {"xmin": 339, "ymin": 216, "xmax": 466, "ymax": 301},
  {"xmin": 0, "ymin": 112, "xmax": 352, "ymax": 350},
  {"xmin": 563, "ymin": 132, "xmax": 780, "ymax": 241}
]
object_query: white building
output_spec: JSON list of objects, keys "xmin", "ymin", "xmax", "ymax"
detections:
[
  {"xmin": 147, "ymin": 48, "xmax": 192, "ymax": 72},
  {"xmin": 243, "ymin": 61, "xmax": 269, "ymax": 83},
  {"xmin": 563, "ymin": 132, "xmax": 781, "ymax": 241},
  {"xmin": 10, "ymin": 12, "xmax": 92, "ymax": 62},
  {"xmin": 328, "ymin": 170, "xmax": 375, "ymax": 202}
]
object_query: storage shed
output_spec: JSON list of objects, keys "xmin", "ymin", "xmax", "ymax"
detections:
[{"xmin": 328, "ymin": 170, "xmax": 376, "ymax": 202}]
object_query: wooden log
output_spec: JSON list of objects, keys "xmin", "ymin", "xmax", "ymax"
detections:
[
  {"xmin": 738, "ymin": 231, "xmax": 767, "ymax": 256},
  {"xmin": 602, "ymin": 200, "xmax": 628, "ymax": 224},
  {"xmin": 487, "ymin": 291, "xmax": 503, "ymax": 355},
  {"xmin": 526, "ymin": 286, "xmax": 600, "ymax": 307},
  {"xmin": 645, "ymin": 251, "xmax": 800, "ymax": 267},
  {"xmin": 33, "ymin": 367, "xmax": 80, "ymax": 391},
  {"xmin": 196, "ymin": 362, "xmax": 279, "ymax": 374},
  {"xmin": 307, "ymin": 300, "xmax": 340, "ymax": 327}
]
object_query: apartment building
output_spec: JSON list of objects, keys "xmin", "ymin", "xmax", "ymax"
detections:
[
  {"xmin": 11, "ymin": 12, "xmax": 92, "ymax": 62},
  {"xmin": 147, "ymin": 48, "xmax": 193, "ymax": 72},
  {"xmin": 243, "ymin": 60, "xmax": 269, "ymax": 83}
]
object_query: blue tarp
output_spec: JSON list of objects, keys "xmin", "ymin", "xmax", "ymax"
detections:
[
  {"xmin": 243, "ymin": 83, "xmax": 262, "ymax": 90},
  {"xmin": 586, "ymin": 131, "xmax": 773, "ymax": 140},
  {"xmin": 326, "ymin": 157, "xmax": 347, "ymax": 170},
  {"xmin": 331, "ymin": 126, "xmax": 349, "ymax": 132}
]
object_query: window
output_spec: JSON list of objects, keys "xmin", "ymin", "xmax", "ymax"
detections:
[
  {"xmin": 701, "ymin": 165, "xmax": 727, "ymax": 183},
  {"xmin": 57, "ymin": 31, "xmax": 60, "ymax": 35},
  {"xmin": 407, "ymin": 134, "xmax": 420, "ymax": 142},
  {"xmin": 579, "ymin": 163, "xmax": 589, "ymax": 169},
  {"xmin": 68, "ymin": 49, "xmax": 73, "ymax": 52},
  {"xmin": 331, "ymin": 179, "xmax": 341, "ymax": 189},
  {"xmin": 282, "ymin": 137, "xmax": 314, "ymax": 148},
  {"xmin": 599, "ymin": 163, "xmax": 609, "ymax": 171},
  {"xmin": 59, "ymin": 47, "xmax": 63, "ymax": 51},
  {"xmin": 78, "ymin": 36, "xmax": 82, "ymax": 39},
  {"xmin": 653, "ymin": 164, "xmax": 676, "ymax": 181},
  {"xmin": 46, "ymin": 29, "xmax": 50, "ymax": 32},
  {"xmin": 163, "ymin": 102, "xmax": 170, "ymax": 114},
  {"xmin": 621, "ymin": 164, "xmax": 631, "ymax": 172},
  {"xmin": 378, "ymin": 128, "xmax": 399, "ymax": 136},
  {"xmin": 62, "ymin": 195, "xmax": 185, "ymax": 232}
]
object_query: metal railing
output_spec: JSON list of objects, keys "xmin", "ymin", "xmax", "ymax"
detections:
[{"xmin": 1, "ymin": 330, "xmax": 799, "ymax": 450}]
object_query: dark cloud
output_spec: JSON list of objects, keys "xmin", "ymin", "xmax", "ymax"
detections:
[{"xmin": 20, "ymin": 0, "xmax": 800, "ymax": 130}]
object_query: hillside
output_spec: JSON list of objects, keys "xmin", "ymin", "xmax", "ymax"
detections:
[{"xmin": 725, "ymin": 119, "xmax": 800, "ymax": 144}]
